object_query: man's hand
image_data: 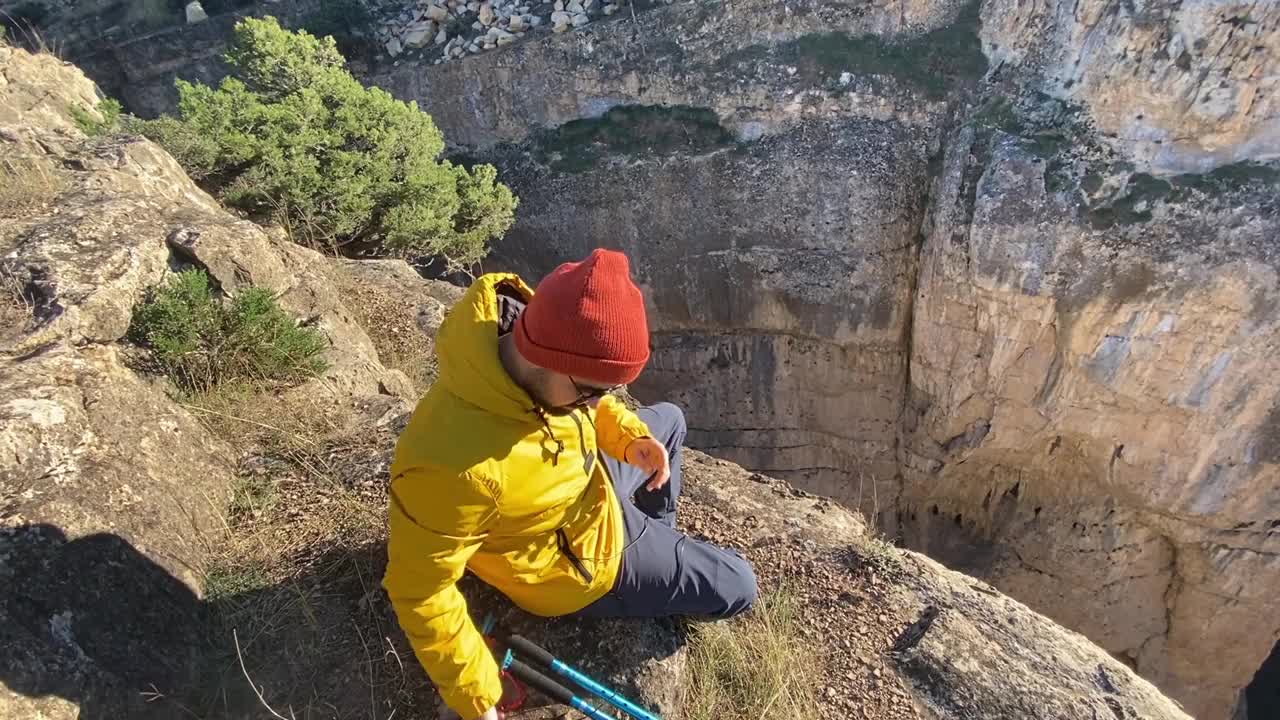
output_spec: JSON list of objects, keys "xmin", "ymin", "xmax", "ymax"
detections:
[
  {"xmin": 478, "ymin": 706, "xmax": 501, "ymax": 720},
  {"xmin": 624, "ymin": 437, "xmax": 670, "ymax": 491}
]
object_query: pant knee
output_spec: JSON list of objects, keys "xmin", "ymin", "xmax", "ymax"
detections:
[
  {"xmin": 644, "ymin": 402, "xmax": 686, "ymax": 442},
  {"xmin": 715, "ymin": 553, "xmax": 758, "ymax": 619}
]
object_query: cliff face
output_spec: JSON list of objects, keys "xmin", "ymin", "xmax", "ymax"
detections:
[{"xmin": 351, "ymin": 2, "xmax": 1278, "ymax": 717}]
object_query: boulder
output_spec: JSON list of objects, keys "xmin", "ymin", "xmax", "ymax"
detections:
[{"xmin": 184, "ymin": 0, "xmax": 207, "ymax": 24}]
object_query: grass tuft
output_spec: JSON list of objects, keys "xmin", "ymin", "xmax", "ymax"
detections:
[
  {"xmin": 129, "ymin": 270, "xmax": 328, "ymax": 394},
  {"xmin": 0, "ymin": 156, "xmax": 63, "ymax": 219},
  {"xmin": 685, "ymin": 591, "xmax": 821, "ymax": 720}
]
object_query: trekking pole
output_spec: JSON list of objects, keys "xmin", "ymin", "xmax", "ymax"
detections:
[
  {"xmin": 499, "ymin": 633, "xmax": 661, "ymax": 720},
  {"xmin": 499, "ymin": 648, "xmax": 617, "ymax": 720}
]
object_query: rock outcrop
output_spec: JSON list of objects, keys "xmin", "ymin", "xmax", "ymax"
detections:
[{"xmin": 0, "ymin": 45, "xmax": 412, "ymax": 718}]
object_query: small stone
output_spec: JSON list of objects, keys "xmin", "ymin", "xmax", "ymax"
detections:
[
  {"xmin": 434, "ymin": 57, "xmax": 444, "ymax": 64},
  {"xmin": 566, "ymin": 0, "xmax": 583, "ymax": 13},
  {"xmin": 185, "ymin": 0, "xmax": 208, "ymax": 23},
  {"xmin": 553, "ymin": 0, "xmax": 564, "ymax": 10},
  {"xmin": 873, "ymin": 667, "xmax": 883, "ymax": 678},
  {"xmin": 602, "ymin": 3, "xmax": 617, "ymax": 14},
  {"xmin": 404, "ymin": 25, "xmax": 434, "ymax": 47},
  {"xmin": 517, "ymin": 4, "xmax": 530, "ymax": 11},
  {"xmin": 529, "ymin": 14, "xmax": 543, "ymax": 25},
  {"xmin": 507, "ymin": 14, "xmax": 525, "ymax": 30},
  {"xmin": 571, "ymin": 11, "xmax": 589, "ymax": 26},
  {"xmin": 467, "ymin": 0, "xmax": 480, "ymax": 10},
  {"xmin": 497, "ymin": 33, "xmax": 515, "ymax": 45},
  {"xmin": 469, "ymin": 43, "xmax": 482, "ymax": 52},
  {"xmin": 473, "ymin": 20, "xmax": 484, "ymax": 29},
  {"xmin": 452, "ymin": 45, "xmax": 466, "ymax": 57},
  {"xmin": 479, "ymin": 1, "xmax": 495, "ymax": 24},
  {"xmin": 551, "ymin": 10, "xmax": 571, "ymax": 26},
  {"xmin": 435, "ymin": 28, "xmax": 449, "ymax": 44},
  {"xmin": 425, "ymin": 3, "xmax": 450, "ymax": 21},
  {"xmin": 385, "ymin": 37, "xmax": 403, "ymax": 56}
]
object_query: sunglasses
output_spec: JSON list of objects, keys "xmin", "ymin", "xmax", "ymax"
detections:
[{"xmin": 569, "ymin": 376, "xmax": 622, "ymax": 404}]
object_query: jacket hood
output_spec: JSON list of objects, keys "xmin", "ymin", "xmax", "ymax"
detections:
[{"xmin": 436, "ymin": 272, "xmax": 538, "ymax": 422}]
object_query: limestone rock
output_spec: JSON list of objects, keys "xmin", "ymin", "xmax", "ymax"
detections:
[
  {"xmin": 571, "ymin": 11, "xmax": 589, "ymax": 27},
  {"xmin": 184, "ymin": 0, "xmax": 207, "ymax": 24},
  {"xmin": 507, "ymin": 14, "xmax": 525, "ymax": 32},
  {"xmin": 565, "ymin": 0, "xmax": 584, "ymax": 14},
  {"xmin": 434, "ymin": 27, "xmax": 448, "ymax": 45},
  {"xmin": 550, "ymin": 9, "xmax": 570, "ymax": 31},
  {"xmin": 403, "ymin": 22, "xmax": 435, "ymax": 48},
  {"xmin": 478, "ymin": 1, "xmax": 495, "ymax": 25},
  {"xmin": 425, "ymin": 3, "xmax": 449, "ymax": 22},
  {"xmin": 981, "ymin": 0, "xmax": 1280, "ymax": 173},
  {"xmin": 385, "ymin": 36, "xmax": 402, "ymax": 56}
]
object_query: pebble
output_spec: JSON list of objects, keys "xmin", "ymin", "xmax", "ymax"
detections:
[
  {"xmin": 571, "ymin": 11, "xmax": 589, "ymax": 26},
  {"xmin": 529, "ymin": 14, "xmax": 542, "ymax": 25},
  {"xmin": 467, "ymin": 1, "xmax": 480, "ymax": 10},
  {"xmin": 566, "ymin": 0, "xmax": 584, "ymax": 13},
  {"xmin": 603, "ymin": 3, "xmax": 617, "ymax": 14},
  {"xmin": 472, "ymin": 20, "xmax": 484, "ymax": 29},
  {"xmin": 508, "ymin": 14, "xmax": 526, "ymax": 31},
  {"xmin": 553, "ymin": 0, "xmax": 563, "ymax": 10},
  {"xmin": 435, "ymin": 28, "xmax": 449, "ymax": 44},
  {"xmin": 551, "ymin": 9, "xmax": 571, "ymax": 27},
  {"xmin": 385, "ymin": 37, "xmax": 402, "ymax": 56},
  {"xmin": 426, "ymin": 3, "xmax": 449, "ymax": 21},
  {"xmin": 479, "ymin": 2, "xmax": 495, "ymax": 24}
]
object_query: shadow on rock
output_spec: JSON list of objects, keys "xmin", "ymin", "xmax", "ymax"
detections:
[{"xmin": 0, "ymin": 524, "xmax": 685, "ymax": 720}]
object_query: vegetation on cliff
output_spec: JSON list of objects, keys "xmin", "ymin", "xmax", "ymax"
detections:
[
  {"xmin": 129, "ymin": 269, "xmax": 328, "ymax": 393},
  {"xmin": 137, "ymin": 17, "xmax": 517, "ymax": 268}
]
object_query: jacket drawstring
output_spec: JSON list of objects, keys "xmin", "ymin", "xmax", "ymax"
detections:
[{"xmin": 531, "ymin": 405, "xmax": 564, "ymax": 465}]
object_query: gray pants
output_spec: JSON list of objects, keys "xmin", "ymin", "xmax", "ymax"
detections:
[{"xmin": 579, "ymin": 403, "xmax": 758, "ymax": 619}]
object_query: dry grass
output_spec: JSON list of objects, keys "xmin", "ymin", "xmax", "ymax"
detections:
[
  {"xmin": 182, "ymin": 385, "xmax": 435, "ymax": 718},
  {"xmin": 0, "ymin": 155, "xmax": 63, "ymax": 220},
  {"xmin": 1, "ymin": 262, "xmax": 34, "ymax": 335},
  {"xmin": 333, "ymin": 271, "xmax": 438, "ymax": 395},
  {"xmin": 685, "ymin": 591, "xmax": 822, "ymax": 720}
]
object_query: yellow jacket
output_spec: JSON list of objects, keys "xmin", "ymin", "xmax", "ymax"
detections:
[{"xmin": 382, "ymin": 272, "xmax": 652, "ymax": 719}]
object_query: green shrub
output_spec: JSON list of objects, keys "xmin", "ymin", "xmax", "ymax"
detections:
[
  {"xmin": 129, "ymin": 270, "xmax": 328, "ymax": 392},
  {"xmin": 69, "ymin": 98, "xmax": 122, "ymax": 136},
  {"xmin": 136, "ymin": 16, "xmax": 517, "ymax": 268}
]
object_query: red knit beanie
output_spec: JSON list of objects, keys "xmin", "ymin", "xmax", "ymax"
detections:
[{"xmin": 515, "ymin": 248, "xmax": 650, "ymax": 385}]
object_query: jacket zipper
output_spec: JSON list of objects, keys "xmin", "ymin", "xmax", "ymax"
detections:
[
  {"xmin": 569, "ymin": 411, "xmax": 592, "ymax": 475},
  {"xmin": 557, "ymin": 410, "xmax": 595, "ymax": 583},
  {"xmin": 556, "ymin": 528, "xmax": 593, "ymax": 583}
]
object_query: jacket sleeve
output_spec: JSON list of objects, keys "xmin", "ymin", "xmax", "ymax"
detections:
[
  {"xmin": 594, "ymin": 395, "xmax": 654, "ymax": 459},
  {"xmin": 383, "ymin": 465, "xmax": 502, "ymax": 719}
]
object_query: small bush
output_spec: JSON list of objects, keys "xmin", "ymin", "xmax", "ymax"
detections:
[
  {"xmin": 69, "ymin": 98, "xmax": 122, "ymax": 136},
  {"xmin": 129, "ymin": 270, "xmax": 328, "ymax": 393},
  {"xmin": 136, "ymin": 16, "xmax": 517, "ymax": 268},
  {"xmin": 685, "ymin": 592, "xmax": 821, "ymax": 720}
]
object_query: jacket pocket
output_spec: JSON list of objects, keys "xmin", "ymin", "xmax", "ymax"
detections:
[{"xmin": 556, "ymin": 528, "xmax": 594, "ymax": 584}]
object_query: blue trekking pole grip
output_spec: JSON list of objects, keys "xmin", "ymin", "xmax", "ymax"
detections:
[{"xmin": 503, "ymin": 633, "xmax": 661, "ymax": 720}]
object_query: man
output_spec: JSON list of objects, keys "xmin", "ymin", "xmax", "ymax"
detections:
[{"xmin": 383, "ymin": 248, "xmax": 757, "ymax": 719}]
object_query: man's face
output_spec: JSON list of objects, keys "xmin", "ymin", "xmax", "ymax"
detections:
[{"xmin": 540, "ymin": 373, "xmax": 620, "ymax": 411}]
